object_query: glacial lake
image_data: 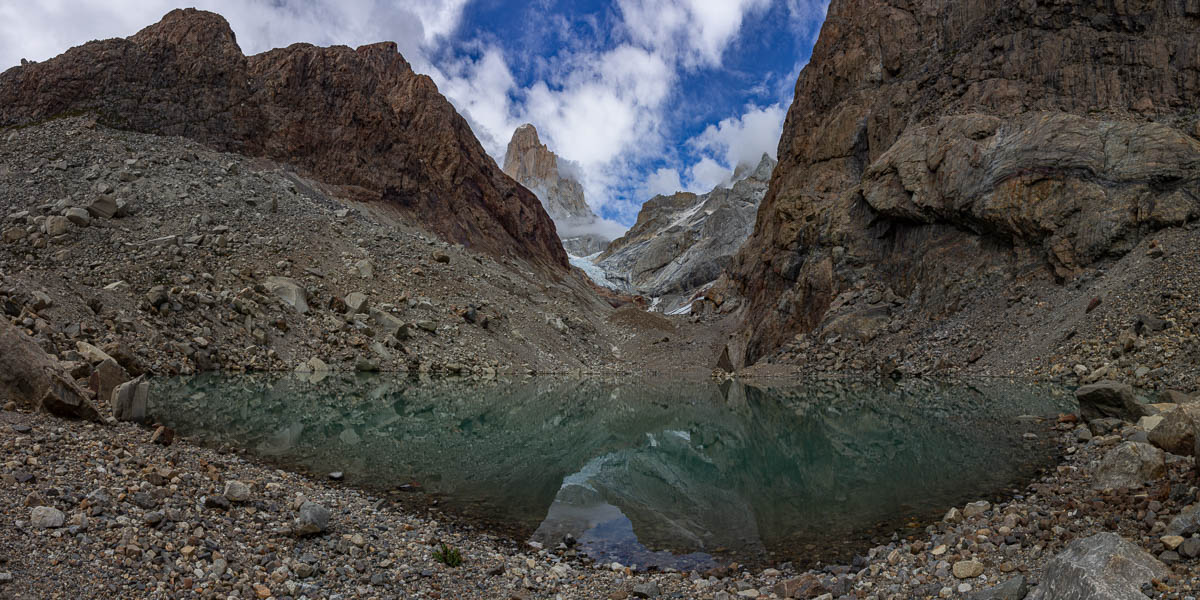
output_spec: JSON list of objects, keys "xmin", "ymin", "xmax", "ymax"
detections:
[{"xmin": 147, "ymin": 375, "xmax": 1074, "ymax": 570}]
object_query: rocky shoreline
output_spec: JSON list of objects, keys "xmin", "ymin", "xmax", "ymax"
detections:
[{"xmin": 2, "ymin": 378, "xmax": 1198, "ymax": 599}]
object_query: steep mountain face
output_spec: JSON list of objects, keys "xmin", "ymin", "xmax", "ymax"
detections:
[
  {"xmin": 0, "ymin": 9, "xmax": 567, "ymax": 271},
  {"xmin": 599, "ymin": 154, "xmax": 775, "ymax": 313},
  {"xmin": 503, "ymin": 124, "xmax": 609, "ymax": 255},
  {"xmin": 728, "ymin": 0, "xmax": 1200, "ymax": 366}
]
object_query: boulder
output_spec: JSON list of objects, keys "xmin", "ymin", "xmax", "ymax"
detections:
[
  {"xmin": 1092, "ymin": 441, "xmax": 1165, "ymax": 490},
  {"xmin": 1159, "ymin": 390, "xmax": 1197, "ymax": 404},
  {"xmin": 87, "ymin": 358, "xmax": 128, "ymax": 408},
  {"xmin": 263, "ymin": 276, "xmax": 308, "ymax": 313},
  {"xmin": 223, "ymin": 480, "xmax": 251, "ymax": 502},
  {"xmin": 631, "ymin": 581, "xmax": 661, "ymax": 599},
  {"xmin": 354, "ymin": 259, "xmax": 374, "ymax": 279},
  {"xmin": 952, "ymin": 560, "xmax": 984, "ymax": 579},
  {"xmin": 1147, "ymin": 404, "xmax": 1200, "ymax": 456},
  {"xmin": 771, "ymin": 575, "xmax": 827, "ymax": 598},
  {"xmin": 1026, "ymin": 533, "xmax": 1167, "ymax": 600},
  {"xmin": 0, "ymin": 320, "xmax": 100, "ymax": 421},
  {"xmin": 111, "ymin": 378, "xmax": 149, "ymax": 423},
  {"xmin": 345, "ymin": 292, "xmax": 368, "ymax": 314},
  {"xmin": 1166, "ymin": 503, "xmax": 1200, "ymax": 537},
  {"xmin": 29, "ymin": 506, "xmax": 65, "ymax": 528},
  {"xmin": 1076, "ymin": 381, "xmax": 1147, "ymax": 422},
  {"xmin": 294, "ymin": 501, "xmax": 330, "ymax": 536},
  {"xmin": 86, "ymin": 196, "xmax": 118, "ymax": 219},
  {"xmin": 43, "ymin": 215, "xmax": 69, "ymax": 236},
  {"xmin": 369, "ymin": 308, "xmax": 407, "ymax": 340},
  {"xmin": 76, "ymin": 341, "xmax": 115, "ymax": 364},
  {"xmin": 967, "ymin": 576, "xmax": 1026, "ymax": 600},
  {"xmin": 64, "ymin": 207, "xmax": 91, "ymax": 226}
]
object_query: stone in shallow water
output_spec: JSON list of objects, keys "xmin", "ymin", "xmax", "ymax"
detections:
[{"xmin": 1025, "ymin": 533, "xmax": 1167, "ymax": 600}]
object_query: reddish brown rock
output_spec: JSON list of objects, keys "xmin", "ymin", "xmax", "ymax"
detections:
[
  {"xmin": 726, "ymin": 0, "xmax": 1200, "ymax": 365},
  {"xmin": 0, "ymin": 9, "xmax": 566, "ymax": 271}
]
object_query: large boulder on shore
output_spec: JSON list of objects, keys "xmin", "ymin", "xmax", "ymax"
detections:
[
  {"xmin": 1092, "ymin": 442, "xmax": 1165, "ymax": 491},
  {"xmin": 1026, "ymin": 533, "xmax": 1167, "ymax": 600},
  {"xmin": 1148, "ymin": 404, "xmax": 1200, "ymax": 457},
  {"xmin": 0, "ymin": 320, "xmax": 101, "ymax": 421},
  {"xmin": 1076, "ymin": 381, "xmax": 1147, "ymax": 422},
  {"xmin": 263, "ymin": 277, "xmax": 309, "ymax": 314}
]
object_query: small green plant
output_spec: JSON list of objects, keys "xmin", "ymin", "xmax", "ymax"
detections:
[{"xmin": 432, "ymin": 543, "xmax": 463, "ymax": 567}]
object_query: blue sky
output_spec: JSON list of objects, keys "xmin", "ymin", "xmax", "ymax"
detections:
[{"xmin": 0, "ymin": 0, "xmax": 829, "ymax": 230}]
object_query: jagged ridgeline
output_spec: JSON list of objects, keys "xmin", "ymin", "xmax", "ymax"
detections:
[
  {"xmin": 502, "ymin": 124, "xmax": 611, "ymax": 256},
  {"xmin": 598, "ymin": 154, "xmax": 776, "ymax": 314},
  {"xmin": 725, "ymin": 1, "xmax": 1200, "ymax": 367},
  {"xmin": 0, "ymin": 8, "xmax": 568, "ymax": 271}
]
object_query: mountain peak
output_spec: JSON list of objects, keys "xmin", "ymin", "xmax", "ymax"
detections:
[{"xmin": 0, "ymin": 9, "xmax": 567, "ymax": 270}]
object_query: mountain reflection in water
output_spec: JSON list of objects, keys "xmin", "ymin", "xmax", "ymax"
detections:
[{"xmin": 148, "ymin": 375, "xmax": 1072, "ymax": 569}]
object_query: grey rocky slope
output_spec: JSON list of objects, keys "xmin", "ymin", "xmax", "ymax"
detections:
[
  {"xmin": 0, "ymin": 116, "xmax": 627, "ymax": 379},
  {"xmin": 597, "ymin": 154, "xmax": 775, "ymax": 313},
  {"xmin": 502, "ymin": 124, "xmax": 610, "ymax": 256}
]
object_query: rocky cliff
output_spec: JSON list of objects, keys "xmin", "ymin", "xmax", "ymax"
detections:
[
  {"xmin": 599, "ymin": 155, "xmax": 774, "ymax": 313},
  {"xmin": 0, "ymin": 8, "xmax": 567, "ymax": 271},
  {"xmin": 503, "ymin": 124, "xmax": 609, "ymax": 255},
  {"xmin": 727, "ymin": 0, "xmax": 1200, "ymax": 366}
]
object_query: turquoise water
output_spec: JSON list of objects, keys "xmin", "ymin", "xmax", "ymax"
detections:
[{"xmin": 147, "ymin": 375, "xmax": 1073, "ymax": 570}]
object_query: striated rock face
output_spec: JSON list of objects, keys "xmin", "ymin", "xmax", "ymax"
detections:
[
  {"xmin": 599, "ymin": 154, "xmax": 775, "ymax": 313},
  {"xmin": 503, "ymin": 124, "xmax": 608, "ymax": 255},
  {"xmin": 727, "ymin": 0, "xmax": 1200, "ymax": 365},
  {"xmin": 0, "ymin": 9, "xmax": 566, "ymax": 271}
]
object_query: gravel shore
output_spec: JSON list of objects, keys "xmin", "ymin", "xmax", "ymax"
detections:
[{"xmin": 2, "ymin": 390, "xmax": 1198, "ymax": 600}]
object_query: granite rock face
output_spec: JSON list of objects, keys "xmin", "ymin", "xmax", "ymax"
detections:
[
  {"xmin": 502, "ymin": 124, "xmax": 609, "ymax": 255},
  {"xmin": 726, "ymin": 0, "xmax": 1200, "ymax": 365},
  {"xmin": 0, "ymin": 9, "xmax": 566, "ymax": 271},
  {"xmin": 599, "ymin": 154, "xmax": 775, "ymax": 313}
]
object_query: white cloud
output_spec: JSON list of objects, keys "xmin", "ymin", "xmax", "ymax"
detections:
[
  {"xmin": 692, "ymin": 103, "xmax": 787, "ymax": 168},
  {"xmin": 617, "ymin": 0, "xmax": 771, "ymax": 68},
  {"xmin": 687, "ymin": 156, "xmax": 734, "ymax": 193},
  {"xmin": 0, "ymin": 1, "xmax": 468, "ymax": 69},
  {"xmin": 642, "ymin": 167, "xmax": 684, "ymax": 199},
  {"xmin": 676, "ymin": 103, "xmax": 786, "ymax": 192}
]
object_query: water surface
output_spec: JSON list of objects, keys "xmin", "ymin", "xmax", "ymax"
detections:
[{"xmin": 148, "ymin": 375, "xmax": 1072, "ymax": 570}]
